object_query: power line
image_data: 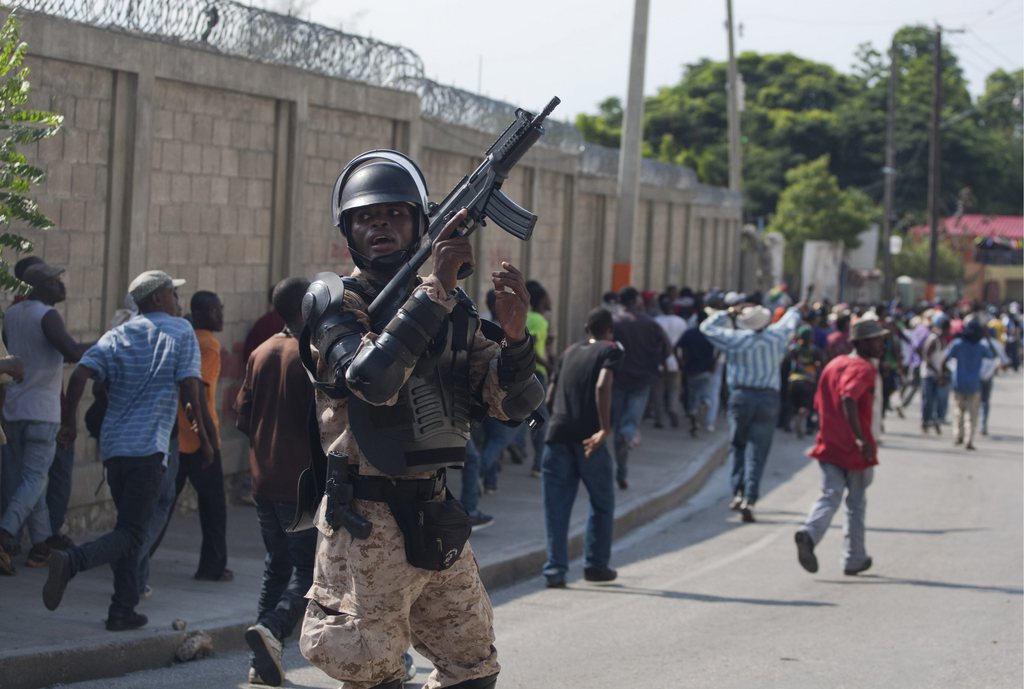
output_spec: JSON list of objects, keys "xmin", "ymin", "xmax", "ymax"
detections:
[
  {"xmin": 967, "ymin": 0, "xmax": 1023, "ymax": 30},
  {"xmin": 964, "ymin": 28, "xmax": 1023, "ymax": 68},
  {"xmin": 950, "ymin": 37, "xmax": 1011, "ymax": 73}
]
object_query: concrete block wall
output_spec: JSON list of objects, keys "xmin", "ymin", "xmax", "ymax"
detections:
[
  {"xmin": 300, "ymin": 104, "xmax": 401, "ymax": 279},
  {"xmin": 3, "ymin": 11, "xmax": 741, "ymax": 530},
  {"xmin": 18, "ymin": 56, "xmax": 112, "ymax": 340}
]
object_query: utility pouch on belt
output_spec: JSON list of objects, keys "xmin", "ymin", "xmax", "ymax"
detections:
[{"xmin": 387, "ymin": 486, "xmax": 471, "ymax": 571}]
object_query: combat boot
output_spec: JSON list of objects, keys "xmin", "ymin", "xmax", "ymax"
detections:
[{"xmin": 448, "ymin": 674, "xmax": 499, "ymax": 689}]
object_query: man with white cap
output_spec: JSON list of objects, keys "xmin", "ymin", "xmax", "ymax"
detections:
[
  {"xmin": 42, "ymin": 269, "xmax": 215, "ymax": 631},
  {"xmin": 700, "ymin": 298, "xmax": 802, "ymax": 522},
  {"xmin": 794, "ymin": 317, "xmax": 887, "ymax": 576},
  {"xmin": 0, "ymin": 261, "xmax": 92, "ymax": 574}
]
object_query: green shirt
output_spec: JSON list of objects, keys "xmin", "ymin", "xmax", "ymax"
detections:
[{"xmin": 526, "ymin": 310, "xmax": 549, "ymax": 377}]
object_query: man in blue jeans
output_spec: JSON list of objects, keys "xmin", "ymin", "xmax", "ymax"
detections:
[
  {"xmin": 235, "ymin": 277, "xmax": 317, "ymax": 686},
  {"xmin": 0, "ymin": 261, "xmax": 91, "ymax": 573},
  {"xmin": 611, "ymin": 286, "xmax": 669, "ymax": 490},
  {"xmin": 701, "ymin": 299, "xmax": 802, "ymax": 523},
  {"xmin": 44, "ymin": 270, "xmax": 215, "ymax": 631},
  {"xmin": 541, "ymin": 308, "xmax": 623, "ymax": 588}
]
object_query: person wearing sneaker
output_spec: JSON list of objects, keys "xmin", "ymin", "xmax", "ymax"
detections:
[
  {"xmin": 297, "ymin": 151, "xmax": 544, "ymax": 689},
  {"xmin": 794, "ymin": 318, "xmax": 886, "ymax": 577},
  {"xmin": 700, "ymin": 298, "xmax": 804, "ymax": 523},
  {"xmin": 611, "ymin": 287, "xmax": 671, "ymax": 491},
  {"xmin": 943, "ymin": 317, "xmax": 993, "ymax": 452},
  {"xmin": 43, "ymin": 270, "xmax": 216, "ymax": 631},
  {"xmin": 1, "ymin": 261, "xmax": 92, "ymax": 575},
  {"xmin": 458, "ymin": 437, "xmax": 494, "ymax": 532},
  {"xmin": 541, "ymin": 308, "xmax": 622, "ymax": 589},
  {"xmin": 235, "ymin": 278, "xmax": 319, "ymax": 686}
]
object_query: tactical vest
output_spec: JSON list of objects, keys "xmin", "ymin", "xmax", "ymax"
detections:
[{"xmin": 344, "ymin": 278, "xmax": 485, "ymax": 476}]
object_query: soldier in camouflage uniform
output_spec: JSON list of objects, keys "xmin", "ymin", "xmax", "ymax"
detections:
[{"xmin": 297, "ymin": 151, "xmax": 543, "ymax": 689}]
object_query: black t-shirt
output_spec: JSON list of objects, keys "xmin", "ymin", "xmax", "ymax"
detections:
[
  {"xmin": 546, "ymin": 338, "xmax": 624, "ymax": 444},
  {"xmin": 677, "ymin": 328, "xmax": 715, "ymax": 375}
]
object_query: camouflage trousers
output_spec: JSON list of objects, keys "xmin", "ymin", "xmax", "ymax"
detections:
[{"xmin": 301, "ymin": 496, "xmax": 499, "ymax": 689}]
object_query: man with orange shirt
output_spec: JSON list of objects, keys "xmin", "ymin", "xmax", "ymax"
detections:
[{"xmin": 173, "ymin": 290, "xmax": 231, "ymax": 581}]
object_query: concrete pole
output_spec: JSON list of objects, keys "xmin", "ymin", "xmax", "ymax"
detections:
[
  {"xmin": 613, "ymin": 0, "xmax": 650, "ymax": 291},
  {"xmin": 926, "ymin": 27, "xmax": 942, "ymax": 301},
  {"xmin": 725, "ymin": 0, "xmax": 742, "ymax": 193},
  {"xmin": 882, "ymin": 44, "xmax": 897, "ymax": 300}
]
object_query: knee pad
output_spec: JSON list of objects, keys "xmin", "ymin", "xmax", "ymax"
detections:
[{"xmin": 448, "ymin": 673, "xmax": 499, "ymax": 689}]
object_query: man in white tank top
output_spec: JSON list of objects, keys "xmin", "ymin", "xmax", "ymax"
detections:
[{"xmin": 0, "ymin": 262, "xmax": 91, "ymax": 575}]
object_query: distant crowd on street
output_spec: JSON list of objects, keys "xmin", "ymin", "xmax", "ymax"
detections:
[{"xmin": 1, "ymin": 251, "xmax": 1020, "ymax": 684}]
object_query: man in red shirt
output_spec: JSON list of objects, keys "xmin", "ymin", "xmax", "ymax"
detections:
[{"xmin": 794, "ymin": 318, "xmax": 887, "ymax": 576}]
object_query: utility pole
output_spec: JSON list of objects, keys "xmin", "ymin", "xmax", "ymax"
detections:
[
  {"xmin": 725, "ymin": 0, "xmax": 742, "ymax": 192},
  {"xmin": 882, "ymin": 44, "xmax": 897, "ymax": 299},
  {"xmin": 613, "ymin": 0, "xmax": 650, "ymax": 291},
  {"xmin": 926, "ymin": 26, "xmax": 942, "ymax": 301}
]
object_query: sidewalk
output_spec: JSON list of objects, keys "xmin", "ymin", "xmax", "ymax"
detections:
[{"xmin": 0, "ymin": 422, "xmax": 729, "ymax": 689}]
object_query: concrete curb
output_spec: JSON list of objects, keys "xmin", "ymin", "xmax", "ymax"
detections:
[
  {"xmin": 8, "ymin": 436, "xmax": 728, "ymax": 689},
  {"xmin": 6, "ymin": 619, "xmax": 253, "ymax": 689}
]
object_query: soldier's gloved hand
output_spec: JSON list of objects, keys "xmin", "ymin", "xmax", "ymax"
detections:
[
  {"xmin": 491, "ymin": 261, "xmax": 529, "ymax": 342},
  {"xmin": 429, "ymin": 208, "xmax": 474, "ymax": 293}
]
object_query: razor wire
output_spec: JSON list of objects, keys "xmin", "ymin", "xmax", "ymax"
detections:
[
  {"xmin": 581, "ymin": 143, "xmax": 702, "ymax": 191},
  {"xmin": 9, "ymin": 0, "xmax": 712, "ymax": 180},
  {"xmin": 9, "ymin": 0, "xmax": 426, "ymax": 92}
]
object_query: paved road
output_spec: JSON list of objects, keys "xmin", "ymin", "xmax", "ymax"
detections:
[{"xmin": 55, "ymin": 373, "xmax": 1023, "ymax": 689}]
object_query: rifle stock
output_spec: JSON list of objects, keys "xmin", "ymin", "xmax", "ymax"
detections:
[{"xmin": 367, "ymin": 97, "xmax": 559, "ymax": 329}]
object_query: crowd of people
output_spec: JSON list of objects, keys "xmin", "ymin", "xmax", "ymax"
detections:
[{"xmin": 1, "ymin": 246, "xmax": 1020, "ymax": 686}]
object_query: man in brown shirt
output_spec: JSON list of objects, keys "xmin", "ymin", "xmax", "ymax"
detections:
[{"xmin": 235, "ymin": 277, "xmax": 316, "ymax": 687}]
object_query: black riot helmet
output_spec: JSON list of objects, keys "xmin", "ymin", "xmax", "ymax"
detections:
[{"xmin": 331, "ymin": 150, "xmax": 430, "ymax": 271}]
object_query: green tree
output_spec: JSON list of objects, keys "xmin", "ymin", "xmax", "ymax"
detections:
[
  {"xmin": 765, "ymin": 155, "xmax": 876, "ymax": 275},
  {"xmin": 574, "ymin": 97, "xmax": 624, "ymax": 149},
  {"xmin": 891, "ymin": 235, "xmax": 964, "ymax": 285},
  {"xmin": 575, "ymin": 24, "xmax": 1023, "ymax": 222},
  {"xmin": 0, "ymin": 12, "xmax": 63, "ymax": 295}
]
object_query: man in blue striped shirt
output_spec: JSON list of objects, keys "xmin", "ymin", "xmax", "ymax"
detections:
[
  {"xmin": 42, "ymin": 270, "xmax": 215, "ymax": 631},
  {"xmin": 701, "ymin": 301, "xmax": 802, "ymax": 522}
]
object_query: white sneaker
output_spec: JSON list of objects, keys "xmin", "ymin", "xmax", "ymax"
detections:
[
  {"xmin": 248, "ymin": 666, "xmax": 267, "ymax": 686},
  {"xmin": 404, "ymin": 651, "xmax": 417, "ymax": 681},
  {"xmin": 245, "ymin": 624, "xmax": 283, "ymax": 687},
  {"xmin": 705, "ymin": 425, "xmax": 716, "ymax": 433}
]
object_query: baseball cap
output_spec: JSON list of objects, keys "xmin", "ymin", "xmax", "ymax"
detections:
[
  {"xmin": 128, "ymin": 270, "xmax": 186, "ymax": 305},
  {"xmin": 22, "ymin": 262, "xmax": 65, "ymax": 287}
]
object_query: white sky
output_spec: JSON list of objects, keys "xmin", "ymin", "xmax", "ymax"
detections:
[{"xmin": 258, "ymin": 0, "xmax": 1023, "ymax": 122}]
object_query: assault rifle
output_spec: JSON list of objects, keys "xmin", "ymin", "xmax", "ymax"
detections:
[{"xmin": 367, "ymin": 97, "xmax": 560, "ymax": 329}]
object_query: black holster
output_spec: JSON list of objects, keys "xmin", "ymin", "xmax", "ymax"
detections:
[{"xmin": 325, "ymin": 451, "xmax": 372, "ymax": 540}]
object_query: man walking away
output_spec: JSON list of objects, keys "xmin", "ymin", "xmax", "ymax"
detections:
[
  {"xmin": 676, "ymin": 317, "xmax": 716, "ymax": 437},
  {"xmin": 541, "ymin": 308, "xmax": 622, "ymax": 588},
  {"xmin": 45, "ymin": 270, "xmax": 214, "ymax": 631},
  {"xmin": 173, "ymin": 290, "xmax": 231, "ymax": 581},
  {"xmin": 0, "ymin": 262, "xmax": 91, "ymax": 573},
  {"xmin": 944, "ymin": 317, "xmax": 992, "ymax": 451},
  {"xmin": 701, "ymin": 300, "xmax": 802, "ymax": 522},
  {"xmin": 235, "ymin": 277, "xmax": 317, "ymax": 686},
  {"xmin": 794, "ymin": 318, "xmax": 886, "ymax": 576},
  {"xmin": 611, "ymin": 286, "xmax": 670, "ymax": 490},
  {"xmin": 920, "ymin": 313, "xmax": 951, "ymax": 434},
  {"xmin": 652, "ymin": 294, "xmax": 687, "ymax": 429}
]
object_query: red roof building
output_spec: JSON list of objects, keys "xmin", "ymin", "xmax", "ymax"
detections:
[
  {"xmin": 909, "ymin": 214, "xmax": 1023, "ymax": 240},
  {"xmin": 908, "ymin": 215, "xmax": 1023, "ymax": 303}
]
